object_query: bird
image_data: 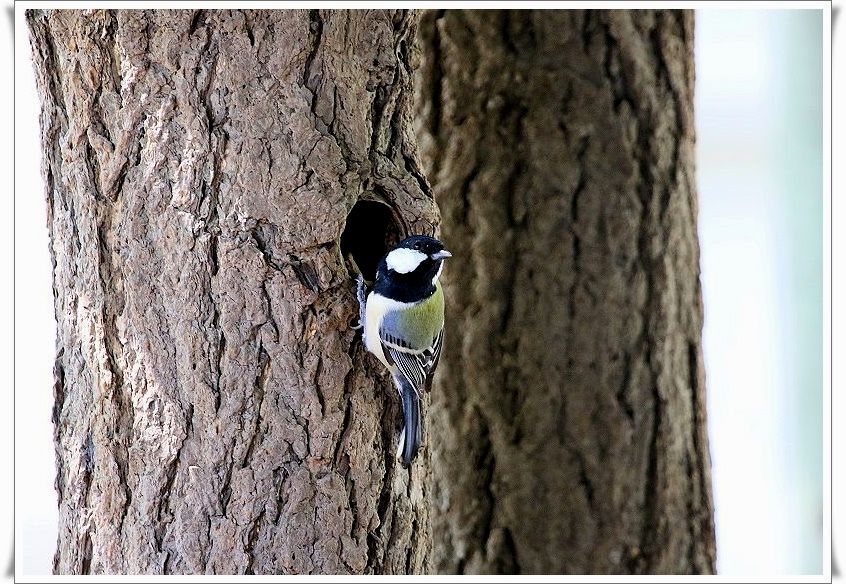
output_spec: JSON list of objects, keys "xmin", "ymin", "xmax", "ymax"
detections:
[{"xmin": 356, "ymin": 235, "xmax": 451, "ymax": 467}]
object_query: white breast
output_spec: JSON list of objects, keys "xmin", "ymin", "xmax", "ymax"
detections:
[{"xmin": 364, "ymin": 291, "xmax": 413, "ymax": 369}]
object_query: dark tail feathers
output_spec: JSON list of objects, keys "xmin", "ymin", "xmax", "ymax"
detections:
[{"xmin": 396, "ymin": 375, "xmax": 422, "ymax": 467}]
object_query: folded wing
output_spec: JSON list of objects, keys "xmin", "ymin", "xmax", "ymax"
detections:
[{"xmin": 380, "ymin": 327, "xmax": 444, "ymax": 396}]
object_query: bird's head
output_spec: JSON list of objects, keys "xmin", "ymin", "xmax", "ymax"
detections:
[{"xmin": 377, "ymin": 235, "xmax": 452, "ymax": 290}]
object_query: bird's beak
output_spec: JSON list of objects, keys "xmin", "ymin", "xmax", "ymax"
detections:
[{"xmin": 430, "ymin": 250, "xmax": 452, "ymax": 261}]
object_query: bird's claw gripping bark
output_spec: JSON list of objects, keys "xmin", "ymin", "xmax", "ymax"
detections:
[{"xmin": 352, "ymin": 274, "xmax": 367, "ymax": 332}]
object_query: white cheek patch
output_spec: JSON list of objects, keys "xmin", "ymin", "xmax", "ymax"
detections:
[{"xmin": 386, "ymin": 248, "xmax": 427, "ymax": 274}]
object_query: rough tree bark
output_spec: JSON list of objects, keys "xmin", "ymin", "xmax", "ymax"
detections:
[
  {"xmin": 28, "ymin": 9, "xmax": 439, "ymax": 575},
  {"xmin": 415, "ymin": 10, "xmax": 716, "ymax": 574}
]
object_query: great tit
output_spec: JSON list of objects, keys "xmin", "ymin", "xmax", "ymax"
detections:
[{"xmin": 357, "ymin": 235, "xmax": 451, "ymax": 467}]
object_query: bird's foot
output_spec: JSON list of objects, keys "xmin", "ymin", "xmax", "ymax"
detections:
[{"xmin": 353, "ymin": 274, "xmax": 367, "ymax": 331}]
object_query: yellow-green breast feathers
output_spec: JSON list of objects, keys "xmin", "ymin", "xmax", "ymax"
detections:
[
  {"xmin": 392, "ymin": 281, "xmax": 444, "ymax": 347},
  {"xmin": 366, "ymin": 282, "xmax": 444, "ymax": 359}
]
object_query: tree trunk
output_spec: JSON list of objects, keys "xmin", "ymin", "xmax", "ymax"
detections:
[
  {"xmin": 28, "ymin": 8, "xmax": 439, "ymax": 575},
  {"xmin": 415, "ymin": 9, "xmax": 716, "ymax": 574}
]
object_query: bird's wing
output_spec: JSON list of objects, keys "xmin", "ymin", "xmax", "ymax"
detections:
[
  {"xmin": 424, "ymin": 327, "xmax": 444, "ymax": 392},
  {"xmin": 380, "ymin": 326, "xmax": 443, "ymax": 397}
]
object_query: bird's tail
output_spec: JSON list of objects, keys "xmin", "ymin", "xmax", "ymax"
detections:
[{"xmin": 395, "ymin": 375, "xmax": 422, "ymax": 467}]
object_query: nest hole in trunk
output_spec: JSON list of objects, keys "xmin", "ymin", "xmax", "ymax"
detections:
[{"xmin": 340, "ymin": 199, "xmax": 405, "ymax": 282}]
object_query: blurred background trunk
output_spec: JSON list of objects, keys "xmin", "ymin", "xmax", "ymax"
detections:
[
  {"xmin": 415, "ymin": 9, "xmax": 716, "ymax": 574},
  {"xmin": 28, "ymin": 8, "xmax": 439, "ymax": 575}
]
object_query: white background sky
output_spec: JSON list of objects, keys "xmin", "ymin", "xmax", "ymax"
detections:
[
  {"xmin": 3, "ymin": 2, "xmax": 840, "ymax": 580},
  {"xmin": 696, "ymin": 8, "xmax": 824, "ymax": 574}
]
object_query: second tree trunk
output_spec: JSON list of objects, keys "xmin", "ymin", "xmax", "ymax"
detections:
[{"xmin": 415, "ymin": 9, "xmax": 716, "ymax": 574}]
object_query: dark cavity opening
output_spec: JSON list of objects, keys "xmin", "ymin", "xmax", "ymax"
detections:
[{"xmin": 340, "ymin": 200, "xmax": 404, "ymax": 282}]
